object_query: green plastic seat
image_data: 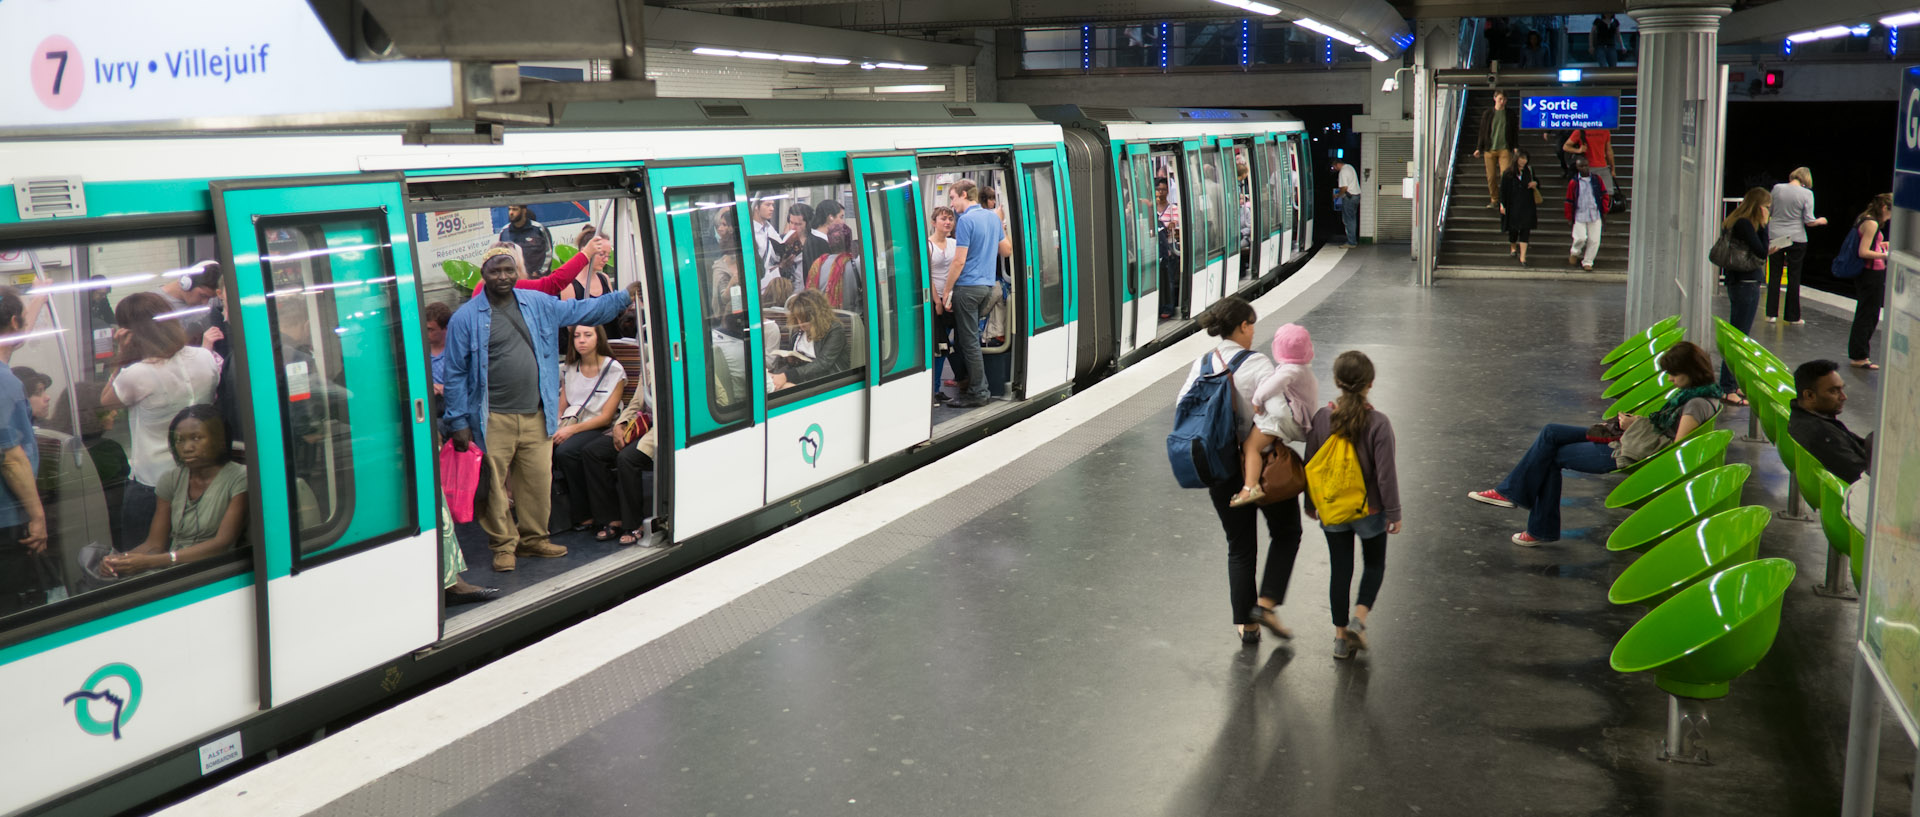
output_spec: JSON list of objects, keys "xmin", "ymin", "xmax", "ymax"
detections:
[
  {"xmin": 1615, "ymin": 407, "xmax": 1722, "ymax": 475},
  {"xmin": 1606, "ymin": 464, "xmax": 1752, "ymax": 552},
  {"xmin": 1610, "ymin": 557, "xmax": 1798, "ymax": 699},
  {"xmin": 1750, "ymin": 390, "xmax": 1790, "ymax": 444},
  {"xmin": 1606, "ymin": 430, "xmax": 1734, "ymax": 508},
  {"xmin": 1605, "ymin": 375, "xmax": 1674, "ymax": 419},
  {"xmin": 1608, "ymin": 506, "xmax": 1770, "ymax": 607},
  {"xmin": 1603, "ymin": 361, "xmax": 1662, "ymax": 399},
  {"xmin": 1778, "ymin": 435, "xmax": 1825, "ymax": 511},
  {"xmin": 1813, "ymin": 471, "xmax": 1865, "ymax": 588},
  {"xmin": 1604, "ymin": 328, "xmax": 1685, "ymax": 382},
  {"xmin": 1603, "ymin": 316, "xmax": 1683, "ymax": 365}
]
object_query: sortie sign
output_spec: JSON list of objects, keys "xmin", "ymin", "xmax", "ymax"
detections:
[{"xmin": 1520, "ymin": 94, "xmax": 1620, "ymax": 131}]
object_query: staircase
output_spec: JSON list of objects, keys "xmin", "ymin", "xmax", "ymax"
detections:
[{"xmin": 1437, "ymin": 88, "xmax": 1637, "ymax": 277}]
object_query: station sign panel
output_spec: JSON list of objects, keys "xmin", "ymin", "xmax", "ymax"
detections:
[
  {"xmin": 3, "ymin": 0, "xmax": 459, "ymax": 136},
  {"xmin": 1894, "ymin": 66, "xmax": 1920, "ymax": 211},
  {"xmin": 1520, "ymin": 94, "xmax": 1620, "ymax": 131}
]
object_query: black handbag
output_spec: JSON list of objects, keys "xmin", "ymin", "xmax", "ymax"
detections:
[{"xmin": 1709, "ymin": 228, "xmax": 1763, "ymax": 273}]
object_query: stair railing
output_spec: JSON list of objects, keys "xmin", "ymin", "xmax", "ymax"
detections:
[{"xmin": 1423, "ymin": 17, "xmax": 1479, "ymax": 285}]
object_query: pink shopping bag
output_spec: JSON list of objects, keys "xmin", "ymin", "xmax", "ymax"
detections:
[{"xmin": 440, "ymin": 440, "xmax": 484, "ymax": 524}]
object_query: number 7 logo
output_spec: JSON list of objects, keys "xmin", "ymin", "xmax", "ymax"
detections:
[{"xmin": 32, "ymin": 35, "xmax": 84, "ymax": 111}]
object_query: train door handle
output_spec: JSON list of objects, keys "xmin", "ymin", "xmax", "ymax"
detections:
[{"xmin": 415, "ymin": 399, "xmax": 427, "ymax": 423}]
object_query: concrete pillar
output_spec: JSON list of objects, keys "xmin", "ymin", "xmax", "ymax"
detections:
[{"xmin": 1624, "ymin": 2, "xmax": 1729, "ymax": 345}]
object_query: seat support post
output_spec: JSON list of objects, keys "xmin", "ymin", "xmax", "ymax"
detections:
[
  {"xmin": 1659, "ymin": 694, "xmax": 1712, "ymax": 765},
  {"xmin": 1815, "ymin": 549, "xmax": 1859, "ymax": 599},
  {"xmin": 1777, "ymin": 473, "xmax": 1816, "ymax": 522},
  {"xmin": 1742, "ymin": 409, "xmax": 1764, "ymax": 443}
]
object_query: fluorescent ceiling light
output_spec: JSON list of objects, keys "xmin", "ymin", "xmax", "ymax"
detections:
[
  {"xmin": 692, "ymin": 47, "xmax": 739, "ymax": 57},
  {"xmin": 692, "ymin": 48, "xmax": 863, "ymax": 67},
  {"xmin": 1357, "ymin": 45, "xmax": 1390, "ymax": 61},
  {"xmin": 873, "ymin": 62, "xmax": 928, "ymax": 70},
  {"xmin": 1786, "ymin": 26, "xmax": 1852, "ymax": 42},
  {"xmin": 1295, "ymin": 17, "xmax": 1362, "ymax": 46},
  {"xmin": 872, "ymin": 84, "xmax": 946, "ymax": 93},
  {"xmin": 1884, "ymin": 11, "xmax": 1920, "ymax": 26},
  {"xmin": 1210, "ymin": 0, "xmax": 1281, "ymax": 15},
  {"xmin": 736, "ymin": 51, "xmax": 780, "ymax": 60}
]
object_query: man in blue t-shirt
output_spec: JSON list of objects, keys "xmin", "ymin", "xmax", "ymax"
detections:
[{"xmin": 938, "ymin": 179, "xmax": 1012, "ymax": 407}]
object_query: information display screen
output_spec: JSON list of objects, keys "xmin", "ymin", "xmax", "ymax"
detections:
[{"xmin": 1520, "ymin": 94, "xmax": 1620, "ymax": 130}]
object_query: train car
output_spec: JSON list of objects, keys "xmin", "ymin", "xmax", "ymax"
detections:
[
  {"xmin": 0, "ymin": 98, "xmax": 1316, "ymax": 817},
  {"xmin": 1038, "ymin": 106, "xmax": 1315, "ymax": 377}
]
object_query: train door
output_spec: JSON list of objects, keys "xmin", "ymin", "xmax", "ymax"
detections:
[
  {"xmin": 1288, "ymin": 135, "xmax": 1312, "ymax": 251},
  {"xmin": 1224, "ymin": 137, "xmax": 1255, "ymax": 290},
  {"xmin": 1013, "ymin": 147, "xmax": 1073, "ymax": 397},
  {"xmin": 1147, "ymin": 146, "xmax": 1184, "ymax": 328},
  {"xmin": 646, "ymin": 164, "xmax": 767, "ymax": 539},
  {"xmin": 849, "ymin": 154, "xmax": 933, "ymax": 459},
  {"xmin": 210, "ymin": 174, "xmax": 437, "ymax": 705},
  {"xmin": 1184, "ymin": 141, "xmax": 1225, "ymax": 313},
  {"xmin": 1114, "ymin": 143, "xmax": 1143, "ymax": 356},
  {"xmin": 1254, "ymin": 136, "xmax": 1284, "ymax": 272}
]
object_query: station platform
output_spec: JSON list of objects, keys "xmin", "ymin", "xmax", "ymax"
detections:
[{"xmin": 162, "ymin": 247, "xmax": 1909, "ymax": 816}]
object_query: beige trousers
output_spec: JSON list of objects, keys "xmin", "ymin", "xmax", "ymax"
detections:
[
  {"xmin": 1483, "ymin": 150, "xmax": 1512, "ymax": 204},
  {"xmin": 480, "ymin": 412, "xmax": 553, "ymax": 554}
]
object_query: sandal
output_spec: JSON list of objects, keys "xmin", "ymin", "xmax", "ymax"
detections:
[
  {"xmin": 618, "ymin": 531, "xmax": 644, "ymax": 546},
  {"xmin": 1227, "ymin": 486, "xmax": 1264, "ymax": 508},
  {"xmin": 1721, "ymin": 392, "xmax": 1749, "ymax": 406},
  {"xmin": 594, "ymin": 525, "xmax": 623, "ymax": 542},
  {"xmin": 1852, "ymin": 360, "xmax": 1881, "ymax": 370}
]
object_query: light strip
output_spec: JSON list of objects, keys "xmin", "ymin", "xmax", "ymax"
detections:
[
  {"xmin": 1885, "ymin": 11, "xmax": 1920, "ymax": 27},
  {"xmin": 1786, "ymin": 25, "xmax": 1853, "ymax": 43},
  {"xmin": 1357, "ymin": 45, "xmax": 1390, "ymax": 61},
  {"xmin": 872, "ymin": 84, "xmax": 946, "ymax": 94},
  {"xmin": 873, "ymin": 61, "xmax": 929, "ymax": 71},
  {"xmin": 690, "ymin": 47, "xmax": 856, "ymax": 67},
  {"xmin": 1295, "ymin": 17, "xmax": 1363, "ymax": 46},
  {"xmin": 1210, "ymin": 0, "xmax": 1282, "ymax": 16}
]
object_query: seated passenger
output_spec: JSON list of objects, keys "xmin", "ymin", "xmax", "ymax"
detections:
[
  {"xmin": 586, "ymin": 378, "xmax": 658, "ymax": 547},
  {"xmin": 101, "ymin": 292, "xmax": 220, "ymax": 552},
  {"xmin": 101, "ymin": 405, "xmax": 247, "ymax": 576},
  {"xmin": 1787, "ymin": 359, "xmax": 1873, "ymax": 483},
  {"xmin": 771, "ymin": 290, "xmax": 851, "ymax": 390},
  {"xmin": 806, "ymin": 223, "xmax": 863, "ymax": 311},
  {"xmin": 0, "ymin": 289, "xmax": 49, "ymax": 615},
  {"xmin": 1468, "ymin": 341, "xmax": 1722, "ymax": 547},
  {"xmin": 552, "ymin": 325, "xmax": 628, "ymax": 540},
  {"xmin": 761, "ymin": 277, "xmax": 795, "ymax": 313}
]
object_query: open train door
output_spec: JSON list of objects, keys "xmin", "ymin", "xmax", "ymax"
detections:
[
  {"xmin": 850, "ymin": 153, "xmax": 935, "ymax": 458},
  {"xmin": 210, "ymin": 174, "xmax": 438, "ymax": 705},
  {"xmin": 1012, "ymin": 146, "xmax": 1074, "ymax": 397}
]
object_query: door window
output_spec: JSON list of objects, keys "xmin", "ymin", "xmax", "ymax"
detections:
[
  {"xmin": 664, "ymin": 187, "xmax": 754, "ymax": 438},
  {"xmin": 257, "ymin": 215, "xmax": 416, "ymax": 561},
  {"xmin": 861, "ymin": 174, "xmax": 924, "ymax": 380},
  {"xmin": 1198, "ymin": 145, "xmax": 1226, "ymax": 259},
  {"xmin": 1024, "ymin": 164, "xmax": 1066, "ymax": 331},
  {"xmin": 1130, "ymin": 153, "xmax": 1160, "ymax": 298},
  {"xmin": 1260, "ymin": 141, "xmax": 1284, "ymax": 236}
]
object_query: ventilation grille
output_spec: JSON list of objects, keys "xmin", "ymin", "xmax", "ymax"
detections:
[
  {"xmin": 14, "ymin": 177, "xmax": 86, "ymax": 220},
  {"xmin": 697, "ymin": 102, "xmax": 750, "ymax": 119},
  {"xmin": 1081, "ymin": 106, "xmax": 1133, "ymax": 122},
  {"xmin": 945, "ymin": 105, "xmax": 977, "ymax": 118}
]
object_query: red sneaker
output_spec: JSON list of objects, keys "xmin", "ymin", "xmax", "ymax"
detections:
[
  {"xmin": 1511, "ymin": 532, "xmax": 1548, "ymax": 547},
  {"xmin": 1468, "ymin": 489, "xmax": 1515, "ymax": 508}
]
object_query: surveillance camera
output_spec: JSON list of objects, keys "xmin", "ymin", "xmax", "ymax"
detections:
[{"xmin": 1382, "ymin": 77, "xmax": 1399, "ymax": 92}]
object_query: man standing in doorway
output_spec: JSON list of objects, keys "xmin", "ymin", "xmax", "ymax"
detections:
[
  {"xmin": 444, "ymin": 245, "xmax": 632, "ymax": 572},
  {"xmin": 935, "ymin": 179, "xmax": 1012, "ymax": 409},
  {"xmin": 1331, "ymin": 157, "xmax": 1361, "ymax": 249},
  {"xmin": 1473, "ymin": 90, "xmax": 1520, "ymax": 209},
  {"xmin": 1591, "ymin": 13, "xmax": 1622, "ymax": 66},
  {"xmin": 498, "ymin": 204, "xmax": 555, "ymax": 277},
  {"xmin": 1564, "ymin": 156, "xmax": 1610, "ymax": 271}
]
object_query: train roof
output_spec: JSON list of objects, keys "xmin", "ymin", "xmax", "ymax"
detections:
[
  {"xmin": 1033, "ymin": 105, "xmax": 1304, "ymax": 128},
  {"xmin": 549, "ymin": 98, "xmax": 1046, "ymax": 130}
]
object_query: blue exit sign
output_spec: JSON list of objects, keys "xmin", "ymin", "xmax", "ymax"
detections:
[{"xmin": 1521, "ymin": 95, "xmax": 1620, "ymax": 130}]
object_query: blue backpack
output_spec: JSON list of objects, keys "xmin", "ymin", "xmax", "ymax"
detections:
[
  {"xmin": 1168, "ymin": 349, "xmax": 1253, "ymax": 489},
  {"xmin": 1832, "ymin": 221, "xmax": 1866, "ymax": 280}
]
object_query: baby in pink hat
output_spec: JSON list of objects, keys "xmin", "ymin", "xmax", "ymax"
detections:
[{"xmin": 1230, "ymin": 323, "xmax": 1320, "ymax": 507}]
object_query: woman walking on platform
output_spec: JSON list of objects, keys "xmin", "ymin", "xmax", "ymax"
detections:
[
  {"xmin": 1499, "ymin": 152, "xmax": 1540, "ymax": 265},
  {"xmin": 1179, "ymin": 296, "xmax": 1302, "ymax": 646},
  {"xmin": 1303, "ymin": 351, "xmax": 1401, "ymax": 660},
  {"xmin": 1717, "ymin": 187, "xmax": 1770, "ymax": 402}
]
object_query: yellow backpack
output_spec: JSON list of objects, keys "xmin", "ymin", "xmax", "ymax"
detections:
[{"xmin": 1306, "ymin": 432, "xmax": 1370, "ymax": 525}]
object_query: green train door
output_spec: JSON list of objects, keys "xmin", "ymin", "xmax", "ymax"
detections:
[
  {"xmin": 210, "ymin": 173, "xmax": 437, "ymax": 705},
  {"xmin": 1012, "ymin": 147, "xmax": 1073, "ymax": 396},
  {"xmin": 849, "ymin": 153, "xmax": 933, "ymax": 457},
  {"xmin": 1121, "ymin": 142, "xmax": 1160, "ymax": 350},
  {"xmin": 645, "ymin": 163, "xmax": 767, "ymax": 540}
]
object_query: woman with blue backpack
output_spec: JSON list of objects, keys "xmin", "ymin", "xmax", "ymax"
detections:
[
  {"xmin": 1175, "ymin": 296, "xmax": 1303, "ymax": 646},
  {"xmin": 1843, "ymin": 193, "xmax": 1891, "ymax": 370},
  {"xmin": 1302, "ymin": 351, "xmax": 1401, "ymax": 660}
]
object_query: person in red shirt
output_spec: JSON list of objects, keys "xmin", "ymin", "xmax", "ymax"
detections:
[
  {"xmin": 468, "ymin": 236, "xmax": 610, "ymax": 299},
  {"xmin": 1562, "ymin": 128, "xmax": 1619, "ymax": 209}
]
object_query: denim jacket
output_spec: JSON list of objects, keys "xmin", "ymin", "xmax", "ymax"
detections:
[{"xmin": 443, "ymin": 289, "xmax": 632, "ymax": 444}]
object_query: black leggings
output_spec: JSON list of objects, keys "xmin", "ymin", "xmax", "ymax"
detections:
[
  {"xmin": 1208, "ymin": 481, "xmax": 1302, "ymax": 625},
  {"xmin": 1766, "ymin": 242, "xmax": 1807, "ymax": 322},
  {"xmin": 1849, "ymin": 266, "xmax": 1887, "ymax": 361},
  {"xmin": 1508, "ymin": 229, "xmax": 1531, "ymax": 244},
  {"xmin": 1326, "ymin": 528, "xmax": 1387, "ymax": 628}
]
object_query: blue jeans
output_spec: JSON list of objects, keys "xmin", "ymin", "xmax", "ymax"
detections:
[
  {"xmin": 950, "ymin": 285, "xmax": 993, "ymax": 401},
  {"xmin": 1340, "ymin": 196, "xmax": 1361, "ymax": 245},
  {"xmin": 1720, "ymin": 278, "xmax": 1759, "ymax": 391},
  {"xmin": 1494, "ymin": 424, "xmax": 1616, "ymax": 540},
  {"xmin": 1595, "ymin": 46, "xmax": 1618, "ymax": 66}
]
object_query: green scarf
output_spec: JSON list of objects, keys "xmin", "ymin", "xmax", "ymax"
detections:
[{"xmin": 1650, "ymin": 384, "xmax": 1724, "ymax": 435}]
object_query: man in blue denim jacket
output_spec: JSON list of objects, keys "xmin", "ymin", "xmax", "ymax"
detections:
[{"xmin": 445, "ymin": 246, "xmax": 631, "ymax": 572}]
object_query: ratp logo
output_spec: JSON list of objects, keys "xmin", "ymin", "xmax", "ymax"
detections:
[
  {"xmin": 63, "ymin": 663, "xmax": 143, "ymax": 740},
  {"xmin": 798, "ymin": 423, "xmax": 825, "ymax": 468}
]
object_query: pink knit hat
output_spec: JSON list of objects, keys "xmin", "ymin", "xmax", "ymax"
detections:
[{"xmin": 1271, "ymin": 323, "xmax": 1314, "ymax": 365}]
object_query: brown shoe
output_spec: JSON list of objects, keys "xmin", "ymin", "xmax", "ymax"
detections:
[
  {"xmin": 491, "ymin": 551, "xmax": 516, "ymax": 572},
  {"xmin": 516, "ymin": 542, "xmax": 568, "ymax": 559},
  {"xmin": 1567, "ymin": 254, "xmax": 1580, "ymax": 266}
]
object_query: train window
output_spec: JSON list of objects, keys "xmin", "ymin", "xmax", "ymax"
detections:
[
  {"xmin": 1024, "ymin": 164, "xmax": 1067, "ymax": 331},
  {"xmin": 0, "ymin": 236, "xmax": 254, "ymax": 633},
  {"xmin": 749, "ymin": 180, "xmax": 867, "ymax": 401},
  {"xmin": 1198, "ymin": 144, "xmax": 1226, "ymax": 259},
  {"xmin": 862, "ymin": 173, "xmax": 924, "ymax": 380},
  {"xmin": 1260, "ymin": 141, "xmax": 1284, "ymax": 237},
  {"xmin": 257, "ymin": 215, "xmax": 416, "ymax": 561},
  {"xmin": 1117, "ymin": 156, "xmax": 1137, "ymax": 296},
  {"xmin": 1229, "ymin": 144, "xmax": 1252, "ymax": 258},
  {"xmin": 663, "ymin": 187, "xmax": 754, "ymax": 435},
  {"xmin": 411, "ymin": 200, "xmax": 630, "ymax": 324},
  {"xmin": 1130, "ymin": 153, "xmax": 1159, "ymax": 299}
]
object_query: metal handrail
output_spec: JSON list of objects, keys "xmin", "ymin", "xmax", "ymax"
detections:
[{"xmin": 1429, "ymin": 18, "xmax": 1479, "ymax": 282}]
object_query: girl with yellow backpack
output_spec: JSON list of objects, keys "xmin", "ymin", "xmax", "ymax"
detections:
[{"xmin": 1303, "ymin": 351, "xmax": 1402, "ymax": 659}]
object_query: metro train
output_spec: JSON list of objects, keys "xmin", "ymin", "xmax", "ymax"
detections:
[{"xmin": 0, "ymin": 99, "xmax": 1318, "ymax": 816}]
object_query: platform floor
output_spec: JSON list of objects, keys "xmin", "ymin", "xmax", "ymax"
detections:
[{"xmin": 177, "ymin": 247, "xmax": 1912, "ymax": 816}]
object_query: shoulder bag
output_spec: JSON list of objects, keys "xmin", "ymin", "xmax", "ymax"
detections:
[
  {"xmin": 558, "ymin": 362, "xmax": 613, "ymax": 426},
  {"xmin": 1254, "ymin": 444, "xmax": 1308, "ymax": 504},
  {"xmin": 1709, "ymin": 227, "xmax": 1763, "ymax": 273},
  {"xmin": 1610, "ymin": 416, "xmax": 1671, "ymax": 467}
]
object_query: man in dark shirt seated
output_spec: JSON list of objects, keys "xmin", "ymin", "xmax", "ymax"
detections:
[{"xmin": 1787, "ymin": 359, "xmax": 1873, "ymax": 483}]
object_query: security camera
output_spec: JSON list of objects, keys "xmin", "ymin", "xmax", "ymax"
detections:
[{"xmin": 1382, "ymin": 76, "xmax": 1399, "ymax": 92}]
